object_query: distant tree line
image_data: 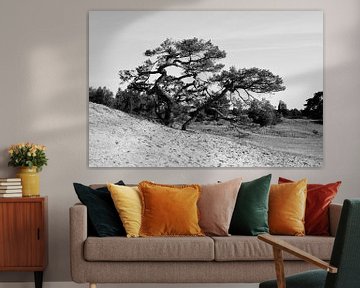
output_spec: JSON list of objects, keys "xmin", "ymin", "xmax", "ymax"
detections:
[
  {"xmin": 90, "ymin": 86, "xmax": 323, "ymax": 127},
  {"xmin": 89, "ymin": 86, "xmax": 114, "ymax": 107},
  {"xmin": 277, "ymin": 91, "xmax": 323, "ymax": 122}
]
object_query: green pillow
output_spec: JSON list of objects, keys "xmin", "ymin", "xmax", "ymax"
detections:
[{"xmin": 229, "ymin": 174, "xmax": 272, "ymax": 236}]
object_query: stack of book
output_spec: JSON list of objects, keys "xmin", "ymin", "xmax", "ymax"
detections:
[{"xmin": 0, "ymin": 178, "xmax": 22, "ymax": 197}]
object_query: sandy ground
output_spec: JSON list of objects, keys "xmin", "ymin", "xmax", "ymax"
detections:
[{"xmin": 89, "ymin": 103, "xmax": 322, "ymax": 167}]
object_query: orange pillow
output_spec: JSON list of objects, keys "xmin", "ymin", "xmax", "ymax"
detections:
[
  {"xmin": 278, "ymin": 177, "xmax": 341, "ymax": 235},
  {"xmin": 138, "ymin": 181, "xmax": 204, "ymax": 237},
  {"xmin": 269, "ymin": 179, "xmax": 307, "ymax": 236}
]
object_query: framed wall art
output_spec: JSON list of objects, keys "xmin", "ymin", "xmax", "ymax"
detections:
[{"xmin": 89, "ymin": 11, "xmax": 323, "ymax": 167}]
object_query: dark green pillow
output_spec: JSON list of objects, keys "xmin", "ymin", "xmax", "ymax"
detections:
[
  {"xmin": 229, "ymin": 174, "xmax": 272, "ymax": 236},
  {"xmin": 73, "ymin": 181, "xmax": 126, "ymax": 237}
]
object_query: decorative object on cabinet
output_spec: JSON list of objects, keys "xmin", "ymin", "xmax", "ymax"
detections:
[
  {"xmin": 0, "ymin": 177, "xmax": 22, "ymax": 197},
  {"xmin": 7, "ymin": 143, "xmax": 48, "ymax": 197}
]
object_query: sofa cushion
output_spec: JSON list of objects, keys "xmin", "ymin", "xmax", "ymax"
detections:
[
  {"xmin": 139, "ymin": 181, "xmax": 203, "ymax": 237},
  {"xmin": 107, "ymin": 184, "xmax": 142, "ymax": 238},
  {"xmin": 278, "ymin": 177, "xmax": 341, "ymax": 236},
  {"xmin": 198, "ymin": 178, "xmax": 242, "ymax": 236},
  {"xmin": 212, "ymin": 236, "xmax": 334, "ymax": 261},
  {"xmin": 269, "ymin": 179, "xmax": 307, "ymax": 236},
  {"xmin": 84, "ymin": 236, "xmax": 214, "ymax": 261},
  {"xmin": 229, "ymin": 174, "xmax": 271, "ymax": 236},
  {"xmin": 73, "ymin": 181, "xmax": 126, "ymax": 237}
]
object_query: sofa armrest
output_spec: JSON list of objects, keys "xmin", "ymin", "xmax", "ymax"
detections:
[
  {"xmin": 329, "ymin": 203, "xmax": 342, "ymax": 237},
  {"xmin": 69, "ymin": 203, "xmax": 88, "ymax": 283}
]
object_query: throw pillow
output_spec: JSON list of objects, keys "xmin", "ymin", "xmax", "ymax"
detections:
[
  {"xmin": 269, "ymin": 179, "xmax": 307, "ymax": 236},
  {"xmin": 138, "ymin": 181, "xmax": 203, "ymax": 237},
  {"xmin": 198, "ymin": 178, "xmax": 242, "ymax": 236},
  {"xmin": 229, "ymin": 174, "xmax": 272, "ymax": 236},
  {"xmin": 73, "ymin": 181, "xmax": 126, "ymax": 237},
  {"xmin": 107, "ymin": 183, "xmax": 142, "ymax": 238},
  {"xmin": 279, "ymin": 177, "xmax": 341, "ymax": 236}
]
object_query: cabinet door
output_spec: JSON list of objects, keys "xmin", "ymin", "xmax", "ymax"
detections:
[{"xmin": 0, "ymin": 202, "xmax": 44, "ymax": 268}]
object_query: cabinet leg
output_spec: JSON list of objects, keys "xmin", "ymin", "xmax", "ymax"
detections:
[{"xmin": 34, "ymin": 271, "xmax": 43, "ymax": 288}]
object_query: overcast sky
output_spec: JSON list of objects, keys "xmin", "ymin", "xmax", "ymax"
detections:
[{"xmin": 89, "ymin": 11, "xmax": 323, "ymax": 109}]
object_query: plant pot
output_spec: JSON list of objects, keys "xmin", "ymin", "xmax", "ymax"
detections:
[{"xmin": 16, "ymin": 167, "xmax": 40, "ymax": 197}]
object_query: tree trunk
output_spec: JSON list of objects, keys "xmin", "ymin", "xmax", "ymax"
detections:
[
  {"xmin": 181, "ymin": 116, "xmax": 194, "ymax": 131},
  {"xmin": 153, "ymin": 84, "xmax": 175, "ymax": 127},
  {"xmin": 163, "ymin": 106, "xmax": 174, "ymax": 126},
  {"xmin": 181, "ymin": 88, "xmax": 229, "ymax": 130}
]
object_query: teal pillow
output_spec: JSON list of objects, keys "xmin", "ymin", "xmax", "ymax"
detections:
[{"xmin": 229, "ymin": 174, "xmax": 272, "ymax": 236}]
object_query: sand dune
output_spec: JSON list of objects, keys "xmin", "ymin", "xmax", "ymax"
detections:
[{"xmin": 89, "ymin": 103, "xmax": 322, "ymax": 167}]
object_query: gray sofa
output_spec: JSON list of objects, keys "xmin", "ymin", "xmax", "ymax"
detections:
[{"xmin": 70, "ymin": 202, "xmax": 342, "ymax": 288}]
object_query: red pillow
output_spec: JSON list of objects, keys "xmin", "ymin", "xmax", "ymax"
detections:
[{"xmin": 278, "ymin": 177, "xmax": 341, "ymax": 236}]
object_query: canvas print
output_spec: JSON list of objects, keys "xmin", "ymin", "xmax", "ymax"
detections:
[{"xmin": 89, "ymin": 11, "xmax": 323, "ymax": 167}]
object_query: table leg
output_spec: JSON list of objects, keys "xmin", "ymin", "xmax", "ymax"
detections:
[{"xmin": 34, "ymin": 271, "xmax": 43, "ymax": 288}]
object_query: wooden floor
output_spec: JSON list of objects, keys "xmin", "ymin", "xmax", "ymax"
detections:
[{"xmin": 0, "ymin": 283, "xmax": 259, "ymax": 288}]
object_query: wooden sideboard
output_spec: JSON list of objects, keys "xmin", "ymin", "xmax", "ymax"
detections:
[{"xmin": 0, "ymin": 197, "xmax": 47, "ymax": 288}]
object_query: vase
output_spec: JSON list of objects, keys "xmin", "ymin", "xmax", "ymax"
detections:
[{"xmin": 16, "ymin": 167, "xmax": 40, "ymax": 197}]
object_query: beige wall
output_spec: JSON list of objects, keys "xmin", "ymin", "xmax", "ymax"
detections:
[{"xmin": 0, "ymin": 0, "xmax": 359, "ymax": 282}]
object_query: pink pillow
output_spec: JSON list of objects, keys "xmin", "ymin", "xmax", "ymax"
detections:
[{"xmin": 198, "ymin": 178, "xmax": 242, "ymax": 236}]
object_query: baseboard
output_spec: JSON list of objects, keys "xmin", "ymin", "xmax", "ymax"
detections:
[{"xmin": 0, "ymin": 282, "xmax": 259, "ymax": 288}]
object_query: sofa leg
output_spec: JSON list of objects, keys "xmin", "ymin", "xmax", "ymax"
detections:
[{"xmin": 89, "ymin": 283, "xmax": 96, "ymax": 288}]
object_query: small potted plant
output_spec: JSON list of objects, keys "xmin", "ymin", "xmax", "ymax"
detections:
[{"xmin": 8, "ymin": 143, "xmax": 48, "ymax": 197}]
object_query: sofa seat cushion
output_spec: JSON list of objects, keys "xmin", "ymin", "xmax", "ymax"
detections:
[
  {"xmin": 212, "ymin": 236, "xmax": 334, "ymax": 261},
  {"xmin": 84, "ymin": 236, "xmax": 214, "ymax": 261}
]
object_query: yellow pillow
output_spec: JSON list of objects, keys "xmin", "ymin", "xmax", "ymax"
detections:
[
  {"xmin": 107, "ymin": 183, "xmax": 142, "ymax": 238},
  {"xmin": 269, "ymin": 179, "xmax": 307, "ymax": 236},
  {"xmin": 138, "ymin": 181, "xmax": 204, "ymax": 237}
]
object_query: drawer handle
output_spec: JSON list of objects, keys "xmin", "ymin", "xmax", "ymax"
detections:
[{"xmin": 37, "ymin": 228, "xmax": 40, "ymax": 240}]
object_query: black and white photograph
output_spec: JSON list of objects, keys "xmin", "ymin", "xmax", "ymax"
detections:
[{"xmin": 89, "ymin": 11, "xmax": 323, "ymax": 167}]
